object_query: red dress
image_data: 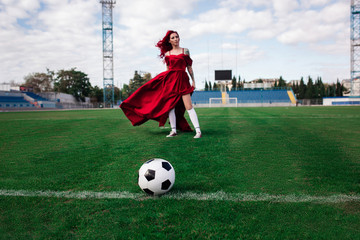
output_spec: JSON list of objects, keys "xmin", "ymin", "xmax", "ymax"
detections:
[{"xmin": 120, "ymin": 53, "xmax": 194, "ymax": 131}]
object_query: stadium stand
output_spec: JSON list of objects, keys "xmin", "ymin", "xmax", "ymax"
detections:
[
  {"xmin": 0, "ymin": 96, "xmax": 28, "ymax": 103},
  {"xmin": 228, "ymin": 89, "xmax": 291, "ymax": 103},
  {"xmin": 0, "ymin": 90, "xmax": 93, "ymax": 110},
  {"xmin": 23, "ymin": 92, "xmax": 49, "ymax": 101},
  {"xmin": 22, "ymin": 91, "xmax": 56, "ymax": 108},
  {"xmin": 0, "ymin": 91, "xmax": 36, "ymax": 109},
  {"xmin": 191, "ymin": 91, "xmax": 222, "ymax": 105},
  {"xmin": 39, "ymin": 92, "xmax": 93, "ymax": 109},
  {"xmin": 191, "ymin": 89, "xmax": 295, "ymax": 107}
]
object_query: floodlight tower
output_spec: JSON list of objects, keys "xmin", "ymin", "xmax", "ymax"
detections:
[
  {"xmin": 351, "ymin": 0, "xmax": 360, "ymax": 96},
  {"xmin": 100, "ymin": 0, "xmax": 115, "ymax": 108}
]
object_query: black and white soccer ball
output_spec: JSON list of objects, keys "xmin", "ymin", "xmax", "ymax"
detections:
[{"xmin": 138, "ymin": 158, "xmax": 175, "ymax": 196}]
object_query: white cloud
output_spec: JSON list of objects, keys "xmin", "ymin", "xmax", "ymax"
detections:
[
  {"xmin": 118, "ymin": 0, "xmax": 197, "ymax": 21},
  {"xmin": 0, "ymin": 0, "xmax": 103, "ymax": 85},
  {"xmin": 300, "ymin": 0, "xmax": 332, "ymax": 8},
  {"xmin": 17, "ymin": 0, "xmax": 41, "ymax": 12},
  {"xmin": 0, "ymin": 0, "xmax": 351, "ymax": 87},
  {"xmin": 219, "ymin": 0, "xmax": 270, "ymax": 9},
  {"xmin": 188, "ymin": 8, "xmax": 273, "ymax": 37},
  {"xmin": 320, "ymin": 2, "xmax": 349, "ymax": 23},
  {"xmin": 272, "ymin": 0, "xmax": 299, "ymax": 16},
  {"xmin": 276, "ymin": 2, "xmax": 349, "ymax": 46}
]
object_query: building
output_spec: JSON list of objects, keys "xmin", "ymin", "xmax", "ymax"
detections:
[
  {"xmin": 244, "ymin": 78, "xmax": 278, "ymax": 89},
  {"xmin": 342, "ymin": 78, "xmax": 360, "ymax": 96},
  {"xmin": 249, "ymin": 78, "xmax": 278, "ymax": 85},
  {"xmin": 288, "ymin": 80, "xmax": 301, "ymax": 86}
]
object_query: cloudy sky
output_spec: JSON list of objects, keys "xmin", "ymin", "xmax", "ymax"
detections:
[{"xmin": 0, "ymin": 0, "xmax": 350, "ymax": 89}]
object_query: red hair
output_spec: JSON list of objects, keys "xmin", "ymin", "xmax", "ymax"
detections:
[{"xmin": 156, "ymin": 30, "xmax": 178, "ymax": 59}]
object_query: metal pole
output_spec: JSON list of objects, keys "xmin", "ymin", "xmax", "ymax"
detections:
[{"xmin": 100, "ymin": 0, "xmax": 116, "ymax": 107}]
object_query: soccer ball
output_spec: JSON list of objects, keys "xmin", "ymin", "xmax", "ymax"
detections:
[{"xmin": 138, "ymin": 158, "xmax": 175, "ymax": 196}]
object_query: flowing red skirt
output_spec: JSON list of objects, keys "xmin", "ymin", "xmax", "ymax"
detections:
[{"xmin": 120, "ymin": 69, "xmax": 194, "ymax": 132}]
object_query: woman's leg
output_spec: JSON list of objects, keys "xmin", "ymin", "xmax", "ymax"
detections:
[
  {"xmin": 168, "ymin": 108, "xmax": 176, "ymax": 132},
  {"xmin": 182, "ymin": 94, "xmax": 201, "ymax": 138},
  {"xmin": 182, "ymin": 94, "xmax": 193, "ymax": 111},
  {"xmin": 166, "ymin": 108, "xmax": 177, "ymax": 137}
]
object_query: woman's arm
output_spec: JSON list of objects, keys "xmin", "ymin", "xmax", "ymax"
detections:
[
  {"xmin": 187, "ymin": 65, "xmax": 195, "ymax": 88},
  {"xmin": 185, "ymin": 48, "xmax": 195, "ymax": 88}
]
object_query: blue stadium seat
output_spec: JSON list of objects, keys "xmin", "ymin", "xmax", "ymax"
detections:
[
  {"xmin": 191, "ymin": 91, "xmax": 222, "ymax": 104},
  {"xmin": 190, "ymin": 90, "xmax": 291, "ymax": 104},
  {"xmin": 0, "ymin": 96, "xmax": 28, "ymax": 103},
  {"xmin": 23, "ymin": 92, "xmax": 49, "ymax": 101},
  {"xmin": 228, "ymin": 89, "xmax": 291, "ymax": 103},
  {"xmin": 0, "ymin": 95, "xmax": 36, "ymax": 108}
]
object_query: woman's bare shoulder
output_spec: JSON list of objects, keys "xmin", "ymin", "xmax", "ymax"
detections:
[{"xmin": 184, "ymin": 48, "xmax": 190, "ymax": 56}]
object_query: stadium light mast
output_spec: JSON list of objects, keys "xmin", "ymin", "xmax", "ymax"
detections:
[
  {"xmin": 100, "ymin": 0, "xmax": 116, "ymax": 108},
  {"xmin": 351, "ymin": 0, "xmax": 360, "ymax": 96}
]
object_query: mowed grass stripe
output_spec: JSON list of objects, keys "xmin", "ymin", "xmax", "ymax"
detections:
[
  {"xmin": 1, "ymin": 107, "xmax": 359, "ymax": 194},
  {"xmin": 1, "ymin": 189, "xmax": 360, "ymax": 203},
  {"xmin": 2, "ymin": 116, "xmax": 360, "ymax": 121}
]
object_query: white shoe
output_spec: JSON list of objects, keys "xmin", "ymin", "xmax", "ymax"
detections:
[
  {"xmin": 166, "ymin": 131, "xmax": 177, "ymax": 137},
  {"xmin": 194, "ymin": 132, "xmax": 202, "ymax": 139}
]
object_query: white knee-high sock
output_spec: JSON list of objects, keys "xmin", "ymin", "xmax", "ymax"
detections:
[
  {"xmin": 169, "ymin": 108, "xmax": 176, "ymax": 133},
  {"xmin": 187, "ymin": 108, "xmax": 201, "ymax": 133}
]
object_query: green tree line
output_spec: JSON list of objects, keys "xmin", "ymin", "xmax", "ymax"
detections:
[
  {"xmin": 292, "ymin": 76, "xmax": 345, "ymax": 99},
  {"xmin": 21, "ymin": 68, "xmax": 120, "ymax": 103},
  {"xmin": 204, "ymin": 75, "xmax": 346, "ymax": 99},
  {"xmin": 22, "ymin": 69, "xmax": 346, "ymax": 102},
  {"xmin": 120, "ymin": 71, "xmax": 152, "ymax": 100},
  {"xmin": 21, "ymin": 69, "xmax": 152, "ymax": 103}
]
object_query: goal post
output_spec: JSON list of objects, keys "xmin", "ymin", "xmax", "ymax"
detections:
[{"xmin": 209, "ymin": 97, "xmax": 238, "ymax": 107}]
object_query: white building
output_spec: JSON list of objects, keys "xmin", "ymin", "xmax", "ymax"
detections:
[
  {"xmin": 342, "ymin": 79, "xmax": 360, "ymax": 96},
  {"xmin": 0, "ymin": 83, "xmax": 11, "ymax": 91}
]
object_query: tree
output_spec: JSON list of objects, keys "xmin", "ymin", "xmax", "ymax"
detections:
[
  {"xmin": 23, "ymin": 68, "xmax": 54, "ymax": 93},
  {"xmin": 231, "ymin": 76, "xmax": 236, "ymax": 90},
  {"xmin": 327, "ymin": 83, "xmax": 336, "ymax": 97},
  {"xmin": 204, "ymin": 80, "xmax": 209, "ymax": 91},
  {"xmin": 143, "ymin": 72, "xmax": 152, "ymax": 82},
  {"xmin": 127, "ymin": 71, "xmax": 151, "ymax": 96},
  {"xmin": 89, "ymin": 85, "xmax": 103, "ymax": 103},
  {"xmin": 317, "ymin": 77, "xmax": 326, "ymax": 98},
  {"xmin": 292, "ymin": 82, "xmax": 297, "ymax": 95},
  {"xmin": 314, "ymin": 77, "xmax": 320, "ymax": 99},
  {"xmin": 296, "ymin": 82, "xmax": 299, "ymax": 94},
  {"xmin": 54, "ymin": 68, "xmax": 92, "ymax": 102},
  {"xmin": 121, "ymin": 84, "xmax": 131, "ymax": 100},
  {"xmin": 305, "ymin": 76, "xmax": 314, "ymax": 99},
  {"xmin": 298, "ymin": 77, "xmax": 306, "ymax": 99},
  {"xmin": 335, "ymin": 79, "xmax": 343, "ymax": 97},
  {"xmin": 129, "ymin": 71, "xmax": 149, "ymax": 93},
  {"xmin": 114, "ymin": 86, "xmax": 121, "ymax": 102},
  {"xmin": 278, "ymin": 76, "xmax": 286, "ymax": 88},
  {"xmin": 237, "ymin": 75, "xmax": 242, "ymax": 90},
  {"xmin": 120, "ymin": 71, "xmax": 152, "ymax": 100}
]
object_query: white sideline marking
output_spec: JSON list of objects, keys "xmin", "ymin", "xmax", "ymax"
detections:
[
  {"xmin": 201, "ymin": 116, "xmax": 360, "ymax": 119},
  {"xmin": 1, "ymin": 189, "xmax": 359, "ymax": 203},
  {"xmin": 1, "ymin": 115, "xmax": 359, "ymax": 122},
  {"xmin": 0, "ymin": 118, "xmax": 100, "ymax": 121}
]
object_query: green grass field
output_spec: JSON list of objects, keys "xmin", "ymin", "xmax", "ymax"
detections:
[{"xmin": 0, "ymin": 106, "xmax": 359, "ymax": 239}]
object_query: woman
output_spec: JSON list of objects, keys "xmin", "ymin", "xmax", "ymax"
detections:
[{"xmin": 120, "ymin": 30, "xmax": 202, "ymax": 138}]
